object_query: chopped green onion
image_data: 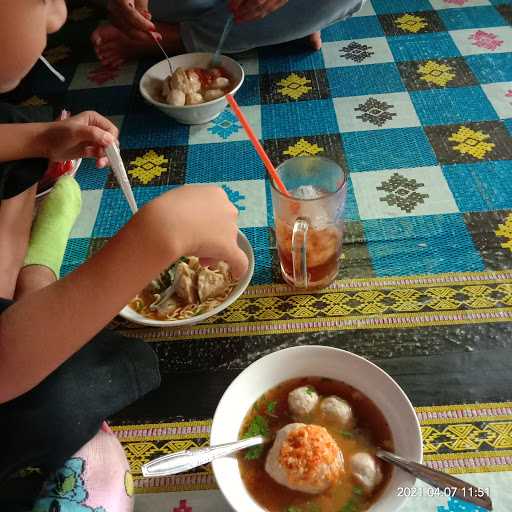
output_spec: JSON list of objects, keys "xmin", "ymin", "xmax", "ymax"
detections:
[
  {"xmin": 266, "ymin": 400, "xmax": 277, "ymax": 414},
  {"xmin": 242, "ymin": 415, "xmax": 269, "ymax": 459},
  {"xmin": 339, "ymin": 497, "xmax": 359, "ymax": 512},
  {"xmin": 244, "ymin": 445, "xmax": 263, "ymax": 460},
  {"xmin": 353, "ymin": 486, "xmax": 364, "ymax": 496}
]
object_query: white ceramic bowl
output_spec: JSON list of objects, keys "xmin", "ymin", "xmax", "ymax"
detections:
[
  {"xmin": 36, "ymin": 159, "xmax": 81, "ymax": 199},
  {"xmin": 139, "ymin": 53, "xmax": 245, "ymax": 125},
  {"xmin": 211, "ymin": 346, "xmax": 422, "ymax": 512},
  {"xmin": 119, "ymin": 230, "xmax": 254, "ymax": 327}
]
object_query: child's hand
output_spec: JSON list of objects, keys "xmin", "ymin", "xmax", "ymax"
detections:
[
  {"xmin": 41, "ymin": 111, "xmax": 119, "ymax": 168},
  {"xmin": 140, "ymin": 185, "xmax": 249, "ymax": 280}
]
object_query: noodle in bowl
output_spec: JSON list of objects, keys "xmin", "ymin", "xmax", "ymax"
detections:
[{"xmin": 119, "ymin": 231, "xmax": 254, "ymax": 327}]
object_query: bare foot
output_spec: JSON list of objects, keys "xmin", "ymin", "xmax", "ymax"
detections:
[
  {"xmin": 91, "ymin": 23, "xmax": 184, "ymax": 67},
  {"xmin": 308, "ymin": 31, "xmax": 322, "ymax": 50}
]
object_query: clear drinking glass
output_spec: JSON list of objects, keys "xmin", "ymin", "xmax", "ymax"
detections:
[{"xmin": 270, "ymin": 156, "xmax": 348, "ymax": 289}]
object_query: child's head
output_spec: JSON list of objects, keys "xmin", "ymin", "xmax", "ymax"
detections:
[{"xmin": 0, "ymin": 0, "xmax": 67, "ymax": 93}]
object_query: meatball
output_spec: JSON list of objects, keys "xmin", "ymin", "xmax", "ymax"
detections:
[
  {"xmin": 166, "ymin": 89, "xmax": 186, "ymax": 106},
  {"xmin": 350, "ymin": 452, "xmax": 382, "ymax": 493},
  {"xmin": 265, "ymin": 423, "xmax": 344, "ymax": 494},
  {"xmin": 186, "ymin": 69, "xmax": 201, "ymax": 89},
  {"xmin": 185, "ymin": 92, "xmax": 203, "ymax": 105},
  {"xmin": 170, "ymin": 67, "xmax": 201, "ymax": 94},
  {"xmin": 319, "ymin": 396, "xmax": 354, "ymax": 428},
  {"xmin": 288, "ymin": 386, "xmax": 319, "ymax": 419},
  {"xmin": 203, "ymin": 89, "xmax": 224, "ymax": 102},
  {"xmin": 162, "ymin": 76, "xmax": 172, "ymax": 98},
  {"xmin": 212, "ymin": 76, "xmax": 230, "ymax": 89}
]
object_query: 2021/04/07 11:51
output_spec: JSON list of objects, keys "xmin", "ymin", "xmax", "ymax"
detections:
[{"xmin": 397, "ymin": 487, "xmax": 491, "ymax": 498}]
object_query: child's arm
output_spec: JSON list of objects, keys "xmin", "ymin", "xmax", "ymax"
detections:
[
  {"xmin": 0, "ymin": 111, "xmax": 117, "ymax": 168},
  {"xmin": 0, "ymin": 186, "xmax": 248, "ymax": 404}
]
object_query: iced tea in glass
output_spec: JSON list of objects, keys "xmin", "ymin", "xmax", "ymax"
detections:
[{"xmin": 271, "ymin": 157, "xmax": 348, "ymax": 289}]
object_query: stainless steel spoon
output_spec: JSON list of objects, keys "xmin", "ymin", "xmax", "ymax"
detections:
[
  {"xmin": 141, "ymin": 435, "xmax": 266, "ymax": 477},
  {"xmin": 141, "ymin": 436, "xmax": 493, "ymax": 511},
  {"xmin": 211, "ymin": 14, "xmax": 234, "ymax": 68},
  {"xmin": 377, "ymin": 449, "xmax": 493, "ymax": 510},
  {"xmin": 150, "ymin": 33, "xmax": 173, "ymax": 75}
]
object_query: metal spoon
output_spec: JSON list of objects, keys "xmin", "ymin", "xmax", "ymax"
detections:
[
  {"xmin": 150, "ymin": 32, "xmax": 173, "ymax": 75},
  {"xmin": 141, "ymin": 435, "xmax": 266, "ymax": 477},
  {"xmin": 377, "ymin": 449, "xmax": 493, "ymax": 510},
  {"xmin": 211, "ymin": 14, "xmax": 234, "ymax": 68},
  {"xmin": 141, "ymin": 436, "xmax": 492, "ymax": 511}
]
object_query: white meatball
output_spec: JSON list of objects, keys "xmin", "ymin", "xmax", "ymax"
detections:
[
  {"xmin": 351, "ymin": 452, "xmax": 382, "ymax": 493},
  {"xmin": 320, "ymin": 396, "xmax": 354, "ymax": 428},
  {"xmin": 162, "ymin": 76, "xmax": 172, "ymax": 98},
  {"xmin": 203, "ymin": 89, "xmax": 224, "ymax": 102},
  {"xmin": 186, "ymin": 70, "xmax": 202, "ymax": 91},
  {"xmin": 288, "ymin": 386, "xmax": 319, "ymax": 419},
  {"xmin": 166, "ymin": 89, "xmax": 186, "ymax": 106},
  {"xmin": 171, "ymin": 67, "xmax": 201, "ymax": 94},
  {"xmin": 265, "ymin": 423, "xmax": 344, "ymax": 494},
  {"xmin": 212, "ymin": 76, "xmax": 230, "ymax": 89},
  {"xmin": 185, "ymin": 92, "xmax": 203, "ymax": 105}
]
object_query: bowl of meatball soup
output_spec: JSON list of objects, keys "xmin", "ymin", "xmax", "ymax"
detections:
[
  {"xmin": 139, "ymin": 52, "xmax": 244, "ymax": 125},
  {"xmin": 211, "ymin": 346, "xmax": 422, "ymax": 512}
]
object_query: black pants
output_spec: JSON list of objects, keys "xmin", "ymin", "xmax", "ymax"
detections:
[
  {"xmin": 0, "ymin": 103, "xmax": 53, "ymax": 200},
  {"xmin": 0, "ymin": 298, "xmax": 161, "ymax": 511}
]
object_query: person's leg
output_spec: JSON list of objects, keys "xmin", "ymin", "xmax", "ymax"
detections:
[
  {"xmin": 92, "ymin": 0, "xmax": 363, "ymax": 65},
  {"xmin": 0, "ymin": 176, "xmax": 159, "ymax": 511},
  {"xmin": 0, "ymin": 184, "xmax": 37, "ymax": 299},
  {"xmin": 32, "ymin": 423, "xmax": 134, "ymax": 512},
  {"xmin": 180, "ymin": 0, "xmax": 365, "ymax": 54},
  {"xmin": 91, "ymin": 0, "xmax": 215, "ymax": 67},
  {"xmin": 0, "ymin": 321, "xmax": 159, "ymax": 510}
]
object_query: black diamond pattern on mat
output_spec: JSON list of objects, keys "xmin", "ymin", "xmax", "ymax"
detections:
[
  {"xmin": 339, "ymin": 41, "xmax": 376, "ymax": 64},
  {"xmin": 259, "ymin": 69, "xmax": 330, "ymax": 104},
  {"xmin": 424, "ymin": 121, "xmax": 512, "ymax": 165},
  {"xmin": 397, "ymin": 57, "xmax": 479, "ymax": 91},
  {"xmin": 355, "ymin": 97, "xmax": 398, "ymax": 127},
  {"xmin": 379, "ymin": 11, "xmax": 446, "ymax": 36},
  {"xmin": 464, "ymin": 210, "xmax": 512, "ymax": 270},
  {"xmin": 262, "ymin": 133, "xmax": 348, "ymax": 171},
  {"xmin": 106, "ymin": 146, "xmax": 187, "ymax": 188},
  {"xmin": 377, "ymin": 173, "xmax": 429, "ymax": 213}
]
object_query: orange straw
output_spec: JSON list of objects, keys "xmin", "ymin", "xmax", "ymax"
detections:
[{"xmin": 226, "ymin": 94, "xmax": 289, "ymax": 196}]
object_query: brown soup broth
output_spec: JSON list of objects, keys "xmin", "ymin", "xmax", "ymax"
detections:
[{"xmin": 238, "ymin": 377, "xmax": 394, "ymax": 512}]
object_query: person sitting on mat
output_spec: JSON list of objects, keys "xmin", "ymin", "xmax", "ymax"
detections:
[
  {"xmin": 91, "ymin": 0, "xmax": 366, "ymax": 68},
  {"xmin": 0, "ymin": 1, "xmax": 248, "ymax": 511}
]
